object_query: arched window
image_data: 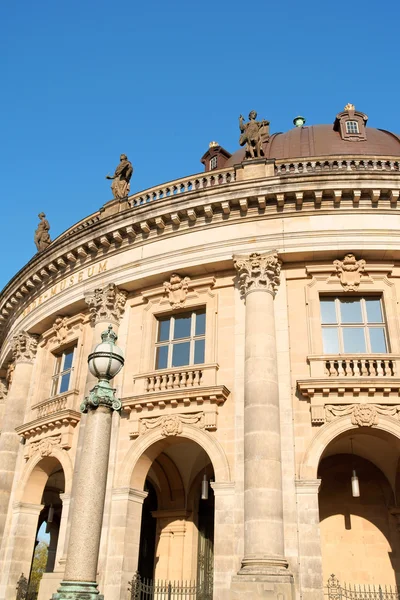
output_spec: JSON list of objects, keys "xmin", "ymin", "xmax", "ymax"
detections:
[{"xmin": 346, "ymin": 120, "xmax": 359, "ymax": 134}]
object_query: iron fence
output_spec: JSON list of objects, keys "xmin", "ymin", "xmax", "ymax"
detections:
[
  {"xmin": 325, "ymin": 574, "xmax": 400, "ymax": 599},
  {"xmin": 15, "ymin": 573, "xmax": 38, "ymax": 600},
  {"xmin": 128, "ymin": 572, "xmax": 212, "ymax": 600}
]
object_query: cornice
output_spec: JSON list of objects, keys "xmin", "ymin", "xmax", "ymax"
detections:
[{"xmin": 1, "ymin": 160, "xmax": 400, "ymax": 343}]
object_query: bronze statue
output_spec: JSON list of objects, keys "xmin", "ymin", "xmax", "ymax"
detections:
[
  {"xmin": 106, "ymin": 154, "xmax": 134, "ymax": 200},
  {"xmin": 34, "ymin": 212, "xmax": 51, "ymax": 252},
  {"xmin": 239, "ymin": 111, "xmax": 270, "ymax": 160}
]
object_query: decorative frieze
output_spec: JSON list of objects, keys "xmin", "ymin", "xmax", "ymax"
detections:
[
  {"xmin": 163, "ymin": 273, "xmax": 191, "ymax": 308},
  {"xmin": 11, "ymin": 331, "xmax": 39, "ymax": 364},
  {"xmin": 333, "ymin": 253, "xmax": 366, "ymax": 291},
  {"xmin": 310, "ymin": 402, "xmax": 400, "ymax": 426},
  {"xmin": 16, "ymin": 409, "xmax": 81, "ymax": 456},
  {"xmin": 130, "ymin": 411, "xmax": 215, "ymax": 439},
  {"xmin": 233, "ymin": 251, "xmax": 281, "ymax": 297},
  {"xmin": 26, "ymin": 435, "xmax": 62, "ymax": 459},
  {"xmin": 85, "ymin": 283, "xmax": 127, "ymax": 325}
]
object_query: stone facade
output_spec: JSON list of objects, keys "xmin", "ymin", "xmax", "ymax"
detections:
[{"xmin": 1, "ymin": 109, "xmax": 400, "ymax": 599}]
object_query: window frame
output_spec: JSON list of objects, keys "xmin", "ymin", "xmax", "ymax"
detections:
[
  {"xmin": 209, "ymin": 156, "xmax": 218, "ymax": 170},
  {"xmin": 345, "ymin": 120, "xmax": 359, "ymax": 134},
  {"xmin": 51, "ymin": 345, "xmax": 77, "ymax": 397},
  {"xmin": 320, "ymin": 295, "xmax": 389, "ymax": 354},
  {"xmin": 154, "ymin": 308, "xmax": 206, "ymax": 370}
]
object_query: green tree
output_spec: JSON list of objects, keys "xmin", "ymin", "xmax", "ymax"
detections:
[{"xmin": 30, "ymin": 541, "xmax": 48, "ymax": 591}]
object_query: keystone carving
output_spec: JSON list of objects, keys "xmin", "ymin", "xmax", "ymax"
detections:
[
  {"xmin": 333, "ymin": 253, "xmax": 366, "ymax": 291},
  {"xmin": 324, "ymin": 403, "xmax": 400, "ymax": 426},
  {"xmin": 26, "ymin": 435, "xmax": 62, "ymax": 459},
  {"xmin": 139, "ymin": 413, "xmax": 205, "ymax": 437},
  {"xmin": 85, "ymin": 283, "xmax": 128, "ymax": 325},
  {"xmin": 52, "ymin": 316, "xmax": 69, "ymax": 343},
  {"xmin": 11, "ymin": 331, "xmax": 39, "ymax": 364},
  {"xmin": 233, "ymin": 252, "xmax": 281, "ymax": 297},
  {"xmin": 163, "ymin": 273, "xmax": 191, "ymax": 308}
]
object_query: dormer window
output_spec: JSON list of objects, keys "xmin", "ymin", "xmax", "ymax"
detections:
[
  {"xmin": 346, "ymin": 120, "xmax": 359, "ymax": 134},
  {"xmin": 334, "ymin": 104, "xmax": 367, "ymax": 141},
  {"xmin": 209, "ymin": 156, "xmax": 218, "ymax": 170}
]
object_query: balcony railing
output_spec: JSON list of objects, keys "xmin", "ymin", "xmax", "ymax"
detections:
[
  {"xmin": 133, "ymin": 364, "xmax": 218, "ymax": 395},
  {"xmin": 31, "ymin": 389, "xmax": 80, "ymax": 419},
  {"xmin": 308, "ymin": 355, "xmax": 400, "ymax": 379}
]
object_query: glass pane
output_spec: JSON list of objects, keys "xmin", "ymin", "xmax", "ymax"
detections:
[
  {"xmin": 158, "ymin": 319, "xmax": 170, "ymax": 342},
  {"xmin": 59, "ymin": 372, "xmax": 71, "ymax": 394},
  {"xmin": 63, "ymin": 350, "xmax": 74, "ymax": 371},
  {"xmin": 343, "ymin": 328, "xmax": 366, "ymax": 353},
  {"xmin": 172, "ymin": 342, "xmax": 190, "ymax": 367},
  {"xmin": 194, "ymin": 339, "xmax": 205, "ymax": 364},
  {"xmin": 322, "ymin": 328, "xmax": 340, "ymax": 353},
  {"xmin": 320, "ymin": 299, "xmax": 337, "ymax": 324},
  {"xmin": 366, "ymin": 299, "xmax": 383, "ymax": 323},
  {"xmin": 369, "ymin": 327, "xmax": 387, "ymax": 352},
  {"xmin": 173, "ymin": 314, "xmax": 191, "ymax": 339},
  {"xmin": 195, "ymin": 311, "xmax": 206, "ymax": 336},
  {"xmin": 156, "ymin": 345, "xmax": 168, "ymax": 369},
  {"xmin": 340, "ymin": 298, "xmax": 362, "ymax": 323}
]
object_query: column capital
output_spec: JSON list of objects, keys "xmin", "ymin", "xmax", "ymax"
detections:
[
  {"xmin": 84, "ymin": 282, "xmax": 128, "ymax": 325},
  {"xmin": 210, "ymin": 481, "xmax": 236, "ymax": 496},
  {"xmin": 11, "ymin": 331, "xmax": 39, "ymax": 364},
  {"xmin": 295, "ymin": 478, "xmax": 322, "ymax": 494},
  {"xmin": 233, "ymin": 252, "xmax": 282, "ymax": 297}
]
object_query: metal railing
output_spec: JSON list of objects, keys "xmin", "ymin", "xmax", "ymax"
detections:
[
  {"xmin": 128, "ymin": 572, "xmax": 212, "ymax": 599},
  {"xmin": 325, "ymin": 574, "xmax": 400, "ymax": 599},
  {"xmin": 15, "ymin": 574, "xmax": 38, "ymax": 600}
]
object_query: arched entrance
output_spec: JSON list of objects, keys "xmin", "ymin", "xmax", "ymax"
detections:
[
  {"xmin": 134, "ymin": 437, "xmax": 215, "ymax": 592},
  {"xmin": 318, "ymin": 427, "xmax": 400, "ymax": 588}
]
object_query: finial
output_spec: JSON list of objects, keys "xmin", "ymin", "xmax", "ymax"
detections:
[
  {"xmin": 101, "ymin": 324, "xmax": 118, "ymax": 345},
  {"xmin": 344, "ymin": 103, "xmax": 355, "ymax": 111},
  {"xmin": 293, "ymin": 116, "xmax": 306, "ymax": 128},
  {"xmin": 209, "ymin": 141, "xmax": 219, "ymax": 148}
]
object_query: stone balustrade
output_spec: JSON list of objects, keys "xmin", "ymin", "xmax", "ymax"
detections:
[
  {"xmin": 308, "ymin": 355, "xmax": 400, "ymax": 378},
  {"xmin": 275, "ymin": 156, "xmax": 400, "ymax": 176},
  {"xmin": 32, "ymin": 389, "xmax": 80, "ymax": 419},
  {"xmin": 134, "ymin": 363, "xmax": 219, "ymax": 395}
]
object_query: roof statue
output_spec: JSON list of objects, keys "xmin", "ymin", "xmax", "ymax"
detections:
[
  {"xmin": 34, "ymin": 212, "xmax": 51, "ymax": 252},
  {"xmin": 239, "ymin": 110, "xmax": 270, "ymax": 160},
  {"xmin": 106, "ymin": 154, "xmax": 134, "ymax": 200}
]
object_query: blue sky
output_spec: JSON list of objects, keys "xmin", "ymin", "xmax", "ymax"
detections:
[{"xmin": 1, "ymin": 0, "xmax": 400, "ymax": 289}]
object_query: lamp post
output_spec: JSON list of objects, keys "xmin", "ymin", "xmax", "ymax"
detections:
[{"xmin": 52, "ymin": 325, "xmax": 124, "ymax": 600}]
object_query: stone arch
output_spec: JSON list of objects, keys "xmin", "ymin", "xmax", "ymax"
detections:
[
  {"xmin": 300, "ymin": 414, "xmax": 400, "ymax": 480},
  {"xmin": 15, "ymin": 446, "xmax": 74, "ymax": 503},
  {"xmin": 116, "ymin": 424, "xmax": 231, "ymax": 490}
]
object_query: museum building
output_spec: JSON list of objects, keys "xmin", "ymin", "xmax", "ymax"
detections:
[{"xmin": 1, "ymin": 104, "xmax": 400, "ymax": 599}]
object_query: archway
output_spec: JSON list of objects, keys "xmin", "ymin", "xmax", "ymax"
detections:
[{"xmin": 318, "ymin": 428, "xmax": 400, "ymax": 588}]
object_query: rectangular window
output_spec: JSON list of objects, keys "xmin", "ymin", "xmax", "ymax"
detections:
[
  {"xmin": 346, "ymin": 120, "xmax": 359, "ymax": 134},
  {"xmin": 51, "ymin": 346, "xmax": 76, "ymax": 396},
  {"xmin": 155, "ymin": 309, "xmax": 206, "ymax": 369},
  {"xmin": 320, "ymin": 297, "xmax": 388, "ymax": 354},
  {"xmin": 209, "ymin": 156, "xmax": 218, "ymax": 170}
]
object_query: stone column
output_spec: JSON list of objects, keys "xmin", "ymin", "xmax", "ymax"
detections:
[
  {"xmin": 54, "ymin": 493, "xmax": 70, "ymax": 572},
  {"xmin": 296, "ymin": 480, "xmax": 324, "ymax": 600},
  {"xmin": 0, "ymin": 332, "xmax": 38, "ymax": 542},
  {"xmin": 232, "ymin": 252, "xmax": 293, "ymax": 598}
]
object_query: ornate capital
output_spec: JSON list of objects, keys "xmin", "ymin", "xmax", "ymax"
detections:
[
  {"xmin": 233, "ymin": 252, "xmax": 281, "ymax": 297},
  {"xmin": 11, "ymin": 331, "xmax": 38, "ymax": 364},
  {"xmin": 163, "ymin": 273, "xmax": 190, "ymax": 308},
  {"xmin": 85, "ymin": 283, "xmax": 127, "ymax": 325},
  {"xmin": 333, "ymin": 253, "xmax": 366, "ymax": 291}
]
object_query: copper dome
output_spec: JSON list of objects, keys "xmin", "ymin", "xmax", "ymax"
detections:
[{"xmin": 225, "ymin": 124, "xmax": 400, "ymax": 166}]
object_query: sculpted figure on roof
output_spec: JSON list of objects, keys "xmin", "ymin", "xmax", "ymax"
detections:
[
  {"xmin": 106, "ymin": 154, "xmax": 134, "ymax": 200},
  {"xmin": 34, "ymin": 212, "xmax": 51, "ymax": 252},
  {"xmin": 239, "ymin": 110, "xmax": 269, "ymax": 160}
]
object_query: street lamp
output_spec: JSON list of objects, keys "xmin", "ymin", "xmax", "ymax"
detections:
[{"xmin": 52, "ymin": 325, "xmax": 124, "ymax": 600}]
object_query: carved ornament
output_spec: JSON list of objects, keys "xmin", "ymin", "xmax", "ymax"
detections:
[
  {"xmin": 11, "ymin": 331, "xmax": 39, "ymax": 364},
  {"xmin": 0, "ymin": 378, "xmax": 7, "ymax": 401},
  {"xmin": 85, "ymin": 283, "xmax": 127, "ymax": 325},
  {"xmin": 26, "ymin": 435, "xmax": 61, "ymax": 459},
  {"xmin": 333, "ymin": 253, "xmax": 366, "ymax": 291},
  {"xmin": 52, "ymin": 316, "xmax": 69, "ymax": 343},
  {"xmin": 163, "ymin": 273, "xmax": 191, "ymax": 308},
  {"xmin": 233, "ymin": 252, "xmax": 281, "ymax": 297},
  {"xmin": 324, "ymin": 403, "xmax": 400, "ymax": 426},
  {"xmin": 136, "ymin": 413, "xmax": 205, "ymax": 437}
]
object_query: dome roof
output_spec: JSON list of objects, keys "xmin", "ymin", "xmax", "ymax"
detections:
[{"xmin": 225, "ymin": 124, "xmax": 400, "ymax": 166}]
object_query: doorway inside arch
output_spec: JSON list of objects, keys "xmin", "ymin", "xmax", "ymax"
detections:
[
  {"xmin": 318, "ymin": 428, "xmax": 400, "ymax": 588},
  {"xmin": 133, "ymin": 437, "xmax": 215, "ymax": 593}
]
